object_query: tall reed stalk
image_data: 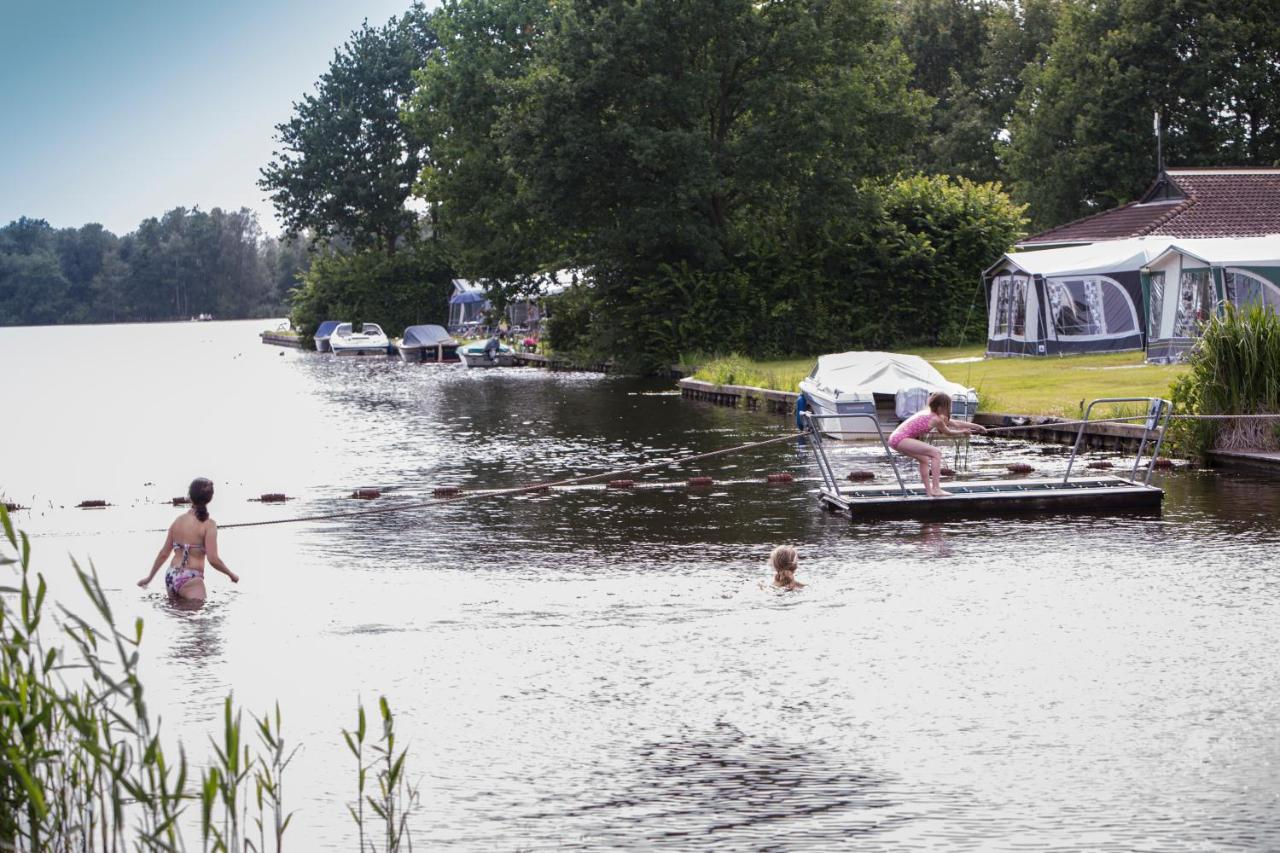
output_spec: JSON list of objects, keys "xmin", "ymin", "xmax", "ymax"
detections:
[
  {"xmin": 0, "ymin": 505, "xmax": 418, "ymax": 850},
  {"xmin": 1170, "ymin": 304, "xmax": 1280, "ymax": 454}
]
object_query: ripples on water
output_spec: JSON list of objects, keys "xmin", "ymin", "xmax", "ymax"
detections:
[{"xmin": 3, "ymin": 320, "xmax": 1280, "ymax": 850}]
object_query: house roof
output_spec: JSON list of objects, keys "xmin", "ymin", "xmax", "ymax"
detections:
[{"xmin": 1020, "ymin": 168, "xmax": 1280, "ymax": 246}]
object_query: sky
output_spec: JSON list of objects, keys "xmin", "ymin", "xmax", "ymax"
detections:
[{"xmin": 0, "ymin": 0, "xmax": 424, "ymax": 237}]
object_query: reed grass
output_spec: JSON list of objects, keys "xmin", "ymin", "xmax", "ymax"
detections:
[
  {"xmin": 0, "ymin": 504, "xmax": 419, "ymax": 851},
  {"xmin": 1170, "ymin": 304, "xmax": 1280, "ymax": 454}
]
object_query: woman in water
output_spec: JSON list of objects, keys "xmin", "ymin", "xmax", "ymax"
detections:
[
  {"xmin": 139, "ymin": 477, "xmax": 239, "ymax": 600},
  {"xmin": 769, "ymin": 545, "xmax": 805, "ymax": 591},
  {"xmin": 887, "ymin": 391, "xmax": 986, "ymax": 497}
]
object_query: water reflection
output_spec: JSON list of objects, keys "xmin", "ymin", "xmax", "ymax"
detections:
[
  {"xmin": 561, "ymin": 722, "xmax": 904, "ymax": 848},
  {"xmin": 7, "ymin": 322, "xmax": 1280, "ymax": 851}
]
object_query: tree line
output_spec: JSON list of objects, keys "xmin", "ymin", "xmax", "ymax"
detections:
[
  {"xmin": 262, "ymin": 0, "xmax": 1279, "ymax": 365},
  {"xmin": 12, "ymin": 0, "xmax": 1277, "ymax": 359},
  {"xmin": 0, "ymin": 209, "xmax": 307, "ymax": 326}
]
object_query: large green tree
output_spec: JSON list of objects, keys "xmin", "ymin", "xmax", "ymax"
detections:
[
  {"xmin": 1007, "ymin": 0, "xmax": 1280, "ymax": 228},
  {"xmin": 504, "ymin": 0, "xmax": 926, "ymax": 273},
  {"xmin": 260, "ymin": 6, "xmax": 437, "ymax": 254},
  {"xmin": 408, "ymin": 0, "xmax": 557, "ymax": 294}
]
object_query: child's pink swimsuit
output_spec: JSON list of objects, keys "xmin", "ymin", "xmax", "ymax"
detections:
[{"xmin": 888, "ymin": 411, "xmax": 932, "ymax": 449}]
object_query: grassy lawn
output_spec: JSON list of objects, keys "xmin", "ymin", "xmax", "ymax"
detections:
[{"xmin": 690, "ymin": 347, "xmax": 1188, "ymax": 417}]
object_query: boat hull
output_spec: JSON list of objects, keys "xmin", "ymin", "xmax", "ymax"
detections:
[
  {"xmin": 799, "ymin": 381, "xmax": 884, "ymax": 439},
  {"xmin": 397, "ymin": 344, "xmax": 460, "ymax": 363},
  {"xmin": 460, "ymin": 350, "xmax": 515, "ymax": 368}
]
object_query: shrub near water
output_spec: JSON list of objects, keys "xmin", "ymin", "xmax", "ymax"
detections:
[{"xmin": 1170, "ymin": 304, "xmax": 1280, "ymax": 454}]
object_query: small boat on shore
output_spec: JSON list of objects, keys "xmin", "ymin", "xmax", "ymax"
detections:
[
  {"xmin": 397, "ymin": 325, "xmax": 460, "ymax": 363},
  {"xmin": 314, "ymin": 320, "xmax": 342, "ymax": 353},
  {"xmin": 459, "ymin": 339, "xmax": 515, "ymax": 368},
  {"xmin": 331, "ymin": 323, "xmax": 391, "ymax": 356},
  {"xmin": 798, "ymin": 351, "xmax": 978, "ymax": 439},
  {"xmin": 190, "ymin": 313, "xmax": 214, "ymax": 322}
]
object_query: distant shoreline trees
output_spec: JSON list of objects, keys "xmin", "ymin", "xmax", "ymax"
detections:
[{"xmin": 0, "ymin": 209, "xmax": 307, "ymax": 326}]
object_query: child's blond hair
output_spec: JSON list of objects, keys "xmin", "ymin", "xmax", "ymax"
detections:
[{"xmin": 770, "ymin": 545, "xmax": 798, "ymax": 582}]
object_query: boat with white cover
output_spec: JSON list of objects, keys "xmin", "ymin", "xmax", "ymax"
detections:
[
  {"xmin": 330, "ymin": 323, "xmax": 391, "ymax": 356},
  {"xmin": 798, "ymin": 351, "xmax": 978, "ymax": 438},
  {"xmin": 397, "ymin": 324, "xmax": 460, "ymax": 363}
]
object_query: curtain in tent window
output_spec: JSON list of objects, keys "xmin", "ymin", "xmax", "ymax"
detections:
[
  {"xmin": 1147, "ymin": 271, "xmax": 1165, "ymax": 338},
  {"xmin": 1224, "ymin": 270, "xmax": 1280, "ymax": 311},
  {"xmin": 1046, "ymin": 277, "xmax": 1136, "ymax": 338},
  {"xmin": 1047, "ymin": 280, "xmax": 1103, "ymax": 336},
  {"xmin": 993, "ymin": 276, "xmax": 1011, "ymax": 336},
  {"xmin": 992, "ymin": 275, "xmax": 1027, "ymax": 338},
  {"xmin": 1174, "ymin": 269, "xmax": 1214, "ymax": 338}
]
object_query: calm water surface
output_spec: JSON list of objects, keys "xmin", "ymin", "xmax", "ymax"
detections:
[{"xmin": 4, "ymin": 320, "xmax": 1279, "ymax": 850}]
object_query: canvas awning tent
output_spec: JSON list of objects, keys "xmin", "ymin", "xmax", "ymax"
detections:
[
  {"xmin": 984, "ymin": 238, "xmax": 1166, "ymax": 356},
  {"xmin": 1142, "ymin": 236, "xmax": 1280, "ymax": 363},
  {"xmin": 447, "ymin": 279, "xmax": 489, "ymax": 329}
]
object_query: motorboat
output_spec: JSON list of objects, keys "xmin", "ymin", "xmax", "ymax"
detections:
[
  {"xmin": 313, "ymin": 320, "xmax": 343, "ymax": 353},
  {"xmin": 797, "ymin": 351, "xmax": 978, "ymax": 439},
  {"xmin": 330, "ymin": 323, "xmax": 391, "ymax": 356},
  {"xmin": 397, "ymin": 324, "xmax": 460, "ymax": 363},
  {"xmin": 459, "ymin": 338, "xmax": 516, "ymax": 368}
]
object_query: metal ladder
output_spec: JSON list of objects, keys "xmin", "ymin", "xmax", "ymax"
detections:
[
  {"xmin": 803, "ymin": 411, "xmax": 909, "ymax": 496},
  {"xmin": 1062, "ymin": 397, "xmax": 1173, "ymax": 485}
]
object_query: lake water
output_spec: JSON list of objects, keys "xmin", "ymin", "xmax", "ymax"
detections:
[{"xmin": 3, "ymin": 319, "xmax": 1279, "ymax": 850}]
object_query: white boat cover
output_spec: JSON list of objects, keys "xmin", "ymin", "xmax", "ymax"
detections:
[
  {"xmin": 805, "ymin": 351, "xmax": 976, "ymax": 417},
  {"xmin": 401, "ymin": 325, "xmax": 455, "ymax": 347}
]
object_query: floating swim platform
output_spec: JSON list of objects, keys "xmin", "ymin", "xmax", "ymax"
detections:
[
  {"xmin": 819, "ymin": 475, "xmax": 1162, "ymax": 519},
  {"xmin": 804, "ymin": 396, "xmax": 1173, "ymax": 521}
]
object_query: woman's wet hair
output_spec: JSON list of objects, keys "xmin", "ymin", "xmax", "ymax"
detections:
[
  {"xmin": 927, "ymin": 391, "xmax": 952, "ymax": 415},
  {"xmin": 770, "ymin": 545, "xmax": 798, "ymax": 581},
  {"xmin": 188, "ymin": 478, "xmax": 214, "ymax": 522}
]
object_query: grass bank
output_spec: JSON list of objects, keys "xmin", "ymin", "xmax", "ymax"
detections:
[{"xmin": 689, "ymin": 347, "xmax": 1188, "ymax": 417}]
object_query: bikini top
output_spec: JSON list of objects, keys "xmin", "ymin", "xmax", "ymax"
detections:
[{"xmin": 172, "ymin": 541, "xmax": 205, "ymax": 568}]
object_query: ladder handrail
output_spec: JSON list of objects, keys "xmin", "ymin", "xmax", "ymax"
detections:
[
  {"xmin": 803, "ymin": 412, "xmax": 909, "ymax": 495},
  {"xmin": 1063, "ymin": 397, "xmax": 1172, "ymax": 485}
]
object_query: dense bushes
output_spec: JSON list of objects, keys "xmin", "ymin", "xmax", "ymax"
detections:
[
  {"xmin": 1170, "ymin": 305, "xmax": 1280, "ymax": 455},
  {"xmin": 553, "ymin": 175, "xmax": 1025, "ymax": 368},
  {"xmin": 289, "ymin": 244, "xmax": 454, "ymax": 341}
]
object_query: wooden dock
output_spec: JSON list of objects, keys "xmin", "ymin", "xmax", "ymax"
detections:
[
  {"xmin": 677, "ymin": 378, "xmax": 798, "ymax": 414},
  {"xmin": 512, "ymin": 352, "xmax": 613, "ymax": 372},
  {"xmin": 1206, "ymin": 449, "xmax": 1280, "ymax": 474},
  {"xmin": 260, "ymin": 331, "xmax": 305, "ymax": 348},
  {"xmin": 821, "ymin": 476, "xmax": 1163, "ymax": 519}
]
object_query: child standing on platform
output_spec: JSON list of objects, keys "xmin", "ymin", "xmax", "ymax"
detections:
[{"xmin": 887, "ymin": 392, "xmax": 986, "ymax": 497}]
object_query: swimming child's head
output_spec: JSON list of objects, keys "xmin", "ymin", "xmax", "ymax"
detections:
[
  {"xmin": 927, "ymin": 391, "xmax": 952, "ymax": 416},
  {"xmin": 769, "ymin": 544, "xmax": 798, "ymax": 580},
  {"xmin": 189, "ymin": 478, "xmax": 214, "ymax": 521}
]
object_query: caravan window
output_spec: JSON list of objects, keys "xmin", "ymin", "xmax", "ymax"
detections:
[
  {"xmin": 1173, "ymin": 269, "xmax": 1214, "ymax": 338},
  {"xmin": 1046, "ymin": 277, "xmax": 1137, "ymax": 338},
  {"xmin": 1225, "ymin": 269, "xmax": 1280, "ymax": 312}
]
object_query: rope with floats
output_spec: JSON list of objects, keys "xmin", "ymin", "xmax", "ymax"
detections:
[{"xmin": 215, "ymin": 430, "xmax": 808, "ymax": 531}]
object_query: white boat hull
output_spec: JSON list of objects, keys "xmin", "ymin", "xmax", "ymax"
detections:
[
  {"xmin": 460, "ymin": 350, "xmax": 515, "ymax": 368},
  {"xmin": 799, "ymin": 380, "xmax": 885, "ymax": 439}
]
